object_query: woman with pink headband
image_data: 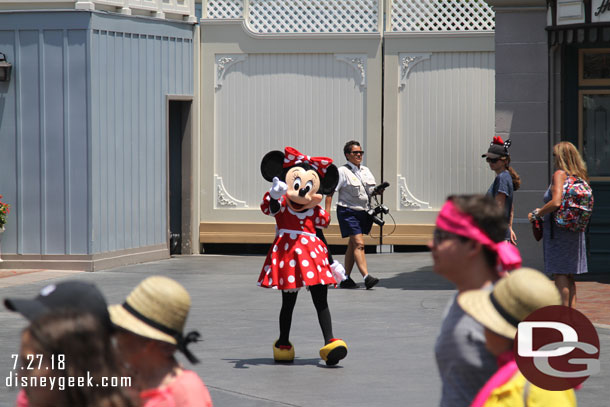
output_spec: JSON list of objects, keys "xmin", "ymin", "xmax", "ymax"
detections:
[{"xmin": 431, "ymin": 195, "xmax": 521, "ymax": 407}]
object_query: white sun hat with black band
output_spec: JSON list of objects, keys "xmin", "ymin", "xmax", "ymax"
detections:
[
  {"xmin": 109, "ymin": 276, "xmax": 201, "ymax": 363},
  {"xmin": 457, "ymin": 268, "xmax": 561, "ymax": 339}
]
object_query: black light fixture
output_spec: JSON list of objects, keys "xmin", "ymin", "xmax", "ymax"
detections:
[{"xmin": 0, "ymin": 52, "xmax": 12, "ymax": 82}]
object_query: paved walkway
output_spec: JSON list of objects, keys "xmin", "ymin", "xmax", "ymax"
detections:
[
  {"xmin": 576, "ymin": 277, "xmax": 610, "ymax": 329},
  {"xmin": 3, "ymin": 264, "xmax": 610, "ymax": 327},
  {"xmin": 0, "ymin": 253, "xmax": 608, "ymax": 406}
]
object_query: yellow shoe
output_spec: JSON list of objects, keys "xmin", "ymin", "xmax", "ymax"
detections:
[
  {"xmin": 319, "ymin": 338, "xmax": 348, "ymax": 366},
  {"xmin": 273, "ymin": 340, "xmax": 295, "ymax": 363}
]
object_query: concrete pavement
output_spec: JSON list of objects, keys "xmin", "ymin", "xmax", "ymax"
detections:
[{"xmin": 0, "ymin": 252, "xmax": 608, "ymax": 406}]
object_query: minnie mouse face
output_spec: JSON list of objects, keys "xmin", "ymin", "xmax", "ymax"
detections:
[
  {"xmin": 260, "ymin": 148, "xmax": 339, "ymax": 212},
  {"xmin": 285, "ymin": 166, "xmax": 322, "ymax": 211}
]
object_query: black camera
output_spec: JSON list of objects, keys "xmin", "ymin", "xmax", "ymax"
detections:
[
  {"xmin": 367, "ymin": 182, "xmax": 390, "ymax": 226},
  {"xmin": 367, "ymin": 203, "xmax": 390, "ymax": 226},
  {"xmin": 372, "ymin": 181, "xmax": 390, "ymax": 195}
]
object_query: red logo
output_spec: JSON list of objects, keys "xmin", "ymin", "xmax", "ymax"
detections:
[{"xmin": 514, "ymin": 305, "xmax": 600, "ymax": 391}]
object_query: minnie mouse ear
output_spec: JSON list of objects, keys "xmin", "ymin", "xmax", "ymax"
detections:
[
  {"xmin": 260, "ymin": 151, "xmax": 285, "ymax": 182},
  {"xmin": 503, "ymin": 139, "xmax": 512, "ymax": 149},
  {"xmin": 320, "ymin": 164, "xmax": 339, "ymax": 195}
]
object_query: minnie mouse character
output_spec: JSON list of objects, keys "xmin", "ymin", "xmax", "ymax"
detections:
[{"xmin": 259, "ymin": 147, "xmax": 348, "ymax": 366}]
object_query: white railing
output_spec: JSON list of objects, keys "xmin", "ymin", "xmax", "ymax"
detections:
[
  {"xmin": 390, "ymin": 0, "xmax": 494, "ymax": 32},
  {"xmin": 248, "ymin": 0, "xmax": 379, "ymax": 33},
  {"xmin": 0, "ymin": 0, "xmax": 198, "ymax": 22},
  {"xmin": 203, "ymin": 0, "xmax": 494, "ymax": 33},
  {"xmin": 205, "ymin": 0, "xmax": 380, "ymax": 32},
  {"xmin": 206, "ymin": 0, "xmax": 244, "ymax": 18},
  {"xmin": 77, "ymin": 0, "xmax": 195, "ymax": 21}
]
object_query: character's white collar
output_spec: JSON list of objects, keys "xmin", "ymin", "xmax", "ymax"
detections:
[{"xmin": 287, "ymin": 205, "xmax": 314, "ymax": 219}]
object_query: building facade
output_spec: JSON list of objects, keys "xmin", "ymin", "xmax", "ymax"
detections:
[
  {"xmin": 489, "ymin": 0, "xmax": 609, "ymax": 273},
  {"xmin": 0, "ymin": 6, "xmax": 196, "ymax": 270},
  {"xmin": 1, "ymin": 0, "xmax": 512, "ymax": 271}
]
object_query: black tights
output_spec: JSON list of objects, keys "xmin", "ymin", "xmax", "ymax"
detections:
[{"xmin": 277, "ymin": 284, "xmax": 334, "ymax": 346}]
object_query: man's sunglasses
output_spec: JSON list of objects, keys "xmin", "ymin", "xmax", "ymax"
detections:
[
  {"xmin": 350, "ymin": 151, "xmax": 365, "ymax": 156},
  {"xmin": 486, "ymin": 157, "xmax": 500, "ymax": 163}
]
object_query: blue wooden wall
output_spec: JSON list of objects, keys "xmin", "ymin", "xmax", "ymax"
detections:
[
  {"xmin": 0, "ymin": 11, "xmax": 194, "ymax": 256},
  {"xmin": 89, "ymin": 13, "xmax": 193, "ymax": 254}
]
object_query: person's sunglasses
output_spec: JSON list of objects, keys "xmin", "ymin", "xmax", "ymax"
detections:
[
  {"xmin": 486, "ymin": 157, "xmax": 500, "ymax": 163},
  {"xmin": 433, "ymin": 228, "xmax": 467, "ymax": 245},
  {"xmin": 350, "ymin": 151, "xmax": 364, "ymax": 156}
]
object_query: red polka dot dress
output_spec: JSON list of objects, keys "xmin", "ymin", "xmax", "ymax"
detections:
[{"xmin": 258, "ymin": 192, "xmax": 335, "ymax": 290}]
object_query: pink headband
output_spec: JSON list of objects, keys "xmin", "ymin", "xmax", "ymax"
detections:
[{"xmin": 436, "ymin": 200, "xmax": 522, "ymax": 272}]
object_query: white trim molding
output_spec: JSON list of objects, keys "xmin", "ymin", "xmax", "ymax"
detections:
[
  {"xmin": 399, "ymin": 53, "xmax": 431, "ymax": 89},
  {"xmin": 215, "ymin": 54, "xmax": 248, "ymax": 90},
  {"xmin": 335, "ymin": 54, "xmax": 367, "ymax": 88},
  {"xmin": 397, "ymin": 175, "xmax": 430, "ymax": 210},
  {"xmin": 215, "ymin": 175, "xmax": 248, "ymax": 208}
]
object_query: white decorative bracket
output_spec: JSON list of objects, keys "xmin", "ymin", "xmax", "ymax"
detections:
[
  {"xmin": 335, "ymin": 54, "xmax": 367, "ymax": 88},
  {"xmin": 215, "ymin": 175, "xmax": 248, "ymax": 208},
  {"xmin": 397, "ymin": 175, "xmax": 430, "ymax": 210},
  {"xmin": 399, "ymin": 53, "xmax": 431, "ymax": 89},
  {"xmin": 215, "ymin": 54, "xmax": 248, "ymax": 90}
]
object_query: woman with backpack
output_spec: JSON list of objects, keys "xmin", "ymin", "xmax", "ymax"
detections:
[{"xmin": 528, "ymin": 141, "xmax": 593, "ymax": 307}]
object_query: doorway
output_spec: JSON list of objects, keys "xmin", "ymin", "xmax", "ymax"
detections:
[{"xmin": 168, "ymin": 99, "xmax": 193, "ymax": 255}]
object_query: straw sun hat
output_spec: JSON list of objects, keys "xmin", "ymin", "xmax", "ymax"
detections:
[
  {"xmin": 109, "ymin": 276, "xmax": 201, "ymax": 363},
  {"xmin": 457, "ymin": 268, "xmax": 561, "ymax": 339}
]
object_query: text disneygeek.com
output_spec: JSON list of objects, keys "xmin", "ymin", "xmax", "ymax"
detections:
[
  {"xmin": 5, "ymin": 372, "xmax": 132, "ymax": 391},
  {"xmin": 4, "ymin": 354, "xmax": 131, "ymax": 391}
]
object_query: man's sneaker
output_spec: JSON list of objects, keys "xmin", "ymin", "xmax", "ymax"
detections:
[
  {"xmin": 339, "ymin": 277, "xmax": 358, "ymax": 289},
  {"xmin": 364, "ymin": 275, "xmax": 379, "ymax": 290}
]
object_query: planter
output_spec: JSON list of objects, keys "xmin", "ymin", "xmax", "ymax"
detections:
[{"xmin": 0, "ymin": 226, "xmax": 4, "ymax": 262}]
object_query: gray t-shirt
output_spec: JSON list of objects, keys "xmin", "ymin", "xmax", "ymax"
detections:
[
  {"xmin": 435, "ymin": 294, "xmax": 497, "ymax": 407},
  {"xmin": 486, "ymin": 170, "xmax": 513, "ymax": 240}
]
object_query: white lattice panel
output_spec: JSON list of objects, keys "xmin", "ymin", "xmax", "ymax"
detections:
[
  {"xmin": 248, "ymin": 0, "xmax": 379, "ymax": 33},
  {"xmin": 391, "ymin": 0, "xmax": 494, "ymax": 32},
  {"xmin": 207, "ymin": 0, "xmax": 244, "ymax": 18}
]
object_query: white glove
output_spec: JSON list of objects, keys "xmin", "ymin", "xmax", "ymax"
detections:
[
  {"xmin": 269, "ymin": 177, "xmax": 288, "ymax": 200},
  {"xmin": 330, "ymin": 261, "xmax": 347, "ymax": 282}
]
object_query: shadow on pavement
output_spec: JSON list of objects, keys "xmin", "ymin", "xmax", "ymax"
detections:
[
  {"xmin": 377, "ymin": 267, "xmax": 455, "ymax": 291},
  {"xmin": 223, "ymin": 358, "xmax": 335, "ymax": 369}
]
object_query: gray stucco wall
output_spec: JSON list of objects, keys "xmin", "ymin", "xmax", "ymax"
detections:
[
  {"xmin": 492, "ymin": 4, "xmax": 549, "ymax": 270},
  {"xmin": 0, "ymin": 11, "xmax": 193, "ymax": 257}
]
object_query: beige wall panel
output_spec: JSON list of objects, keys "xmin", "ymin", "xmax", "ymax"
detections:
[
  {"xmin": 214, "ymin": 52, "xmax": 366, "ymax": 209},
  {"xmin": 200, "ymin": 21, "xmax": 383, "ymax": 227},
  {"xmin": 384, "ymin": 35, "xmax": 496, "ymax": 226},
  {"xmin": 199, "ymin": 23, "xmax": 495, "ymax": 244}
]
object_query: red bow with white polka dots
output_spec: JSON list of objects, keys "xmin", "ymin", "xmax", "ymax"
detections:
[{"xmin": 283, "ymin": 147, "xmax": 333, "ymax": 177}]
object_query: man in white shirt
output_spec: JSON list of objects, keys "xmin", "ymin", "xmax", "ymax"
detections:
[{"xmin": 325, "ymin": 141, "xmax": 383, "ymax": 289}]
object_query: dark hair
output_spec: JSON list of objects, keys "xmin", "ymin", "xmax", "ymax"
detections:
[
  {"xmin": 27, "ymin": 310, "xmax": 134, "ymax": 407},
  {"xmin": 343, "ymin": 140, "xmax": 361, "ymax": 157},
  {"xmin": 449, "ymin": 195, "xmax": 508, "ymax": 268},
  {"xmin": 503, "ymin": 156, "xmax": 521, "ymax": 191}
]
